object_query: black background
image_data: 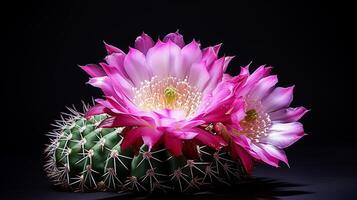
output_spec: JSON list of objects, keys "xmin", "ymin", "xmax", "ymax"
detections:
[{"xmin": 2, "ymin": 1, "xmax": 355, "ymax": 199}]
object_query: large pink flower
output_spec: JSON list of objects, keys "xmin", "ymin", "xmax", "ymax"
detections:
[
  {"xmin": 216, "ymin": 66, "xmax": 308, "ymax": 173},
  {"xmin": 81, "ymin": 32, "xmax": 245, "ymax": 157}
]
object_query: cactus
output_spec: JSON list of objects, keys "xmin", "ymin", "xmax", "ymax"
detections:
[{"xmin": 45, "ymin": 104, "xmax": 247, "ymax": 192}]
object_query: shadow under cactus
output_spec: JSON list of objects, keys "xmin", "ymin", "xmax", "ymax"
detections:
[{"xmin": 97, "ymin": 177, "xmax": 313, "ymax": 200}]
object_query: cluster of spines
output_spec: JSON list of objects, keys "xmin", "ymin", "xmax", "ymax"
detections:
[{"xmin": 44, "ymin": 104, "xmax": 247, "ymax": 192}]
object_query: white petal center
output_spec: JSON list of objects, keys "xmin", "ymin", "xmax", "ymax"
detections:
[{"xmin": 133, "ymin": 76, "xmax": 202, "ymax": 117}]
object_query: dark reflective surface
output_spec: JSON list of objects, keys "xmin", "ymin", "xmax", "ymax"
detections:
[{"xmin": 98, "ymin": 178, "xmax": 312, "ymax": 200}]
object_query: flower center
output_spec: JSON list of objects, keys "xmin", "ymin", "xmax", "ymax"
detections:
[
  {"xmin": 235, "ymin": 101, "xmax": 272, "ymax": 142},
  {"xmin": 133, "ymin": 76, "xmax": 202, "ymax": 117},
  {"xmin": 164, "ymin": 86, "xmax": 177, "ymax": 107},
  {"xmin": 244, "ymin": 109, "xmax": 258, "ymax": 122}
]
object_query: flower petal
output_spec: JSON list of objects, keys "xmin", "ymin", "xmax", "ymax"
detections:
[
  {"xmin": 231, "ymin": 142, "xmax": 254, "ymax": 174},
  {"xmin": 263, "ymin": 122, "xmax": 305, "ymax": 148},
  {"xmin": 202, "ymin": 47, "xmax": 218, "ymax": 71},
  {"xmin": 80, "ymin": 64, "xmax": 106, "ymax": 78},
  {"xmin": 121, "ymin": 127, "xmax": 143, "ymax": 151},
  {"xmin": 163, "ymin": 32, "xmax": 185, "ymax": 48},
  {"xmin": 87, "ymin": 76, "xmax": 118, "ymax": 99},
  {"xmin": 240, "ymin": 65, "xmax": 272, "ymax": 96},
  {"xmin": 262, "ymin": 86, "xmax": 294, "ymax": 113},
  {"xmin": 146, "ymin": 41, "xmax": 182, "ymax": 79},
  {"xmin": 104, "ymin": 41, "xmax": 124, "ymax": 54},
  {"xmin": 182, "ymin": 140, "xmax": 199, "ymax": 159},
  {"xmin": 104, "ymin": 53, "xmax": 129, "ymax": 78},
  {"xmin": 124, "ymin": 48, "xmax": 151, "ymax": 86},
  {"xmin": 171, "ymin": 131, "xmax": 198, "ymax": 139},
  {"xmin": 141, "ymin": 127, "xmax": 163, "ymax": 151},
  {"xmin": 99, "ymin": 63, "xmax": 134, "ymax": 98},
  {"xmin": 164, "ymin": 133, "xmax": 183, "ymax": 156},
  {"xmin": 188, "ymin": 62, "xmax": 210, "ymax": 91},
  {"xmin": 99, "ymin": 113, "xmax": 155, "ymax": 128},
  {"xmin": 85, "ymin": 103, "xmax": 107, "ymax": 118},
  {"xmin": 247, "ymin": 65, "xmax": 271, "ymax": 82},
  {"xmin": 223, "ymin": 56, "xmax": 234, "ymax": 72},
  {"xmin": 104, "ymin": 96, "xmax": 130, "ymax": 113},
  {"xmin": 135, "ymin": 32, "xmax": 154, "ymax": 54},
  {"xmin": 204, "ymin": 58, "xmax": 224, "ymax": 93},
  {"xmin": 193, "ymin": 128, "xmax": 227, "ymax": 150},
  {"xmin": 270, "ymin": 107, "xmax": 309, "ymax": 123},
  {"xmin": 181, "ymin": 40, "xmax": 202, "ymax": 78},
  {"xmin": 248, "ymin": 75, "xmax": 278, "ymax": 101},
  {"xmin": 250, "ymin": 143, "xmax": 280, "ymax": 167},
  {"xmin": 259, "ymin": 143, "xmax": 289, "ymax": 166}
]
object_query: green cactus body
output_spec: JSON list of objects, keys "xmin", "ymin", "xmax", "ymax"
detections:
[{"xmin": 45, "ymin": 106, "xmax": 247, "ymax": 192}]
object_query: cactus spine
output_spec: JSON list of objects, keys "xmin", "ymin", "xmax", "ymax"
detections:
[{"xmin": 45, "ymin": 104, "xmax": 247, "ymax": 192}]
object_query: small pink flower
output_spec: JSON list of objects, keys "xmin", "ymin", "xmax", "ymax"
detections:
[{"xmin": 216, "ymin": 66, "xmax": 308, "ymax": 173}]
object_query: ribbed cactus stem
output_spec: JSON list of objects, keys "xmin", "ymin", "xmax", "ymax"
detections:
[{"xmin": 45, "ymin": 103, "xmax": 247, "ymax": 192}]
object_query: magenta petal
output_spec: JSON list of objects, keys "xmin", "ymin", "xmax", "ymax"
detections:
[
  {"xmin": 188, "ymin": 62, "xmax": 210, "ymax": 91},
  {"xmin": 239, "ymin": 65, "xmax": 250, "ymax": 76},
  {"xmin": 121, "ymin": 127, "xmax": 143, "ymax": 151},
  {"xmin": 247, "ymin": 65, "xmax": 270, "ymax": 82},
  {"xmin": 181, "ymin": 40, "xmax": 202, "ymax": 74},
  {"xmin": 88, "ymin": 76, "xmax": 118, "ymax": 98},
  {"xmin": 141, "ymin": 127, "xmax": 163, "ymax": 151},
  {"xmin": 80, "ymin": 64, "xmax": 106, "ymax": 78},
  {"xmin": 263, "ymin": 122, "xmax": 305, "ymax": 148},
  {"xmin": 201, "ymin": 78, "xmax": 246, "ymax": 122},
  {"xmin": 146, "ymin": 41, "xmax": 182, "ymax": 78},
  {"xmin": 230, "ymin": 98, "xmax": 246, "ymax": 124},
  {"xmin": 270, "ymin": 107, "xmax": 309, "ymax": 123},
  {"xmin": 104, "ymin": 41, "xmax": 125, "ymax": 54},
  {"xmin": 222, "ymin": 56, "xmax": 234, "ymax": 72},
  {"xmin": 97, "ymin": 116, "xmax": 116, "ymax": 128},
  {"xmin": 104, "ymin": 53, "xmax": 128, "ymax": 78},
  {"xmin": 262, "ymin": 86, "xmax": 294, "ymax": 113},
  {"xmin": 85, "ymin": 103, "xmax": 106, "ymax": 118},
  {"xmin": 164, "ymin": 134, "xmax": 183, "ymax": 156},
  {"xmin": 260, "ymin": 143, "xmax": 289, "ymax": 166},
  {"xmin": 135, "ymin": 32, "xmax": 154, "ymax": 54},
  {"xmin": 201, "ymin": 98, "xmax": 233, "ymax": 122},
  {"xmin": 163, "ymin": 32, "xmax": 185, "ymax": 48},
  {"xmin": 202, "ymin": 47, "xmax": 218, "ymax": 70},
  {"xmin": 100, "ymin": 63, "xmax": 134, "ymax": 98},
  {"xmin": 248, "ymin": 75, "xmax": 278, "ymax": 100},
  {"xmin": 231, "ymin": 143, "xmax": 254, "ymax": 174},
  {"xmin": 204, "ymin": 58, "xmax": 224, "ymax": 92},
  {"xmin": 213, "ymin": 43, "xmax": 222, "ymax": 55},
  {"xmin": 193, "ymin": 128, "xmax": 227, "ymax": 150},
  {"xmin": 124, "ymin": 48, "xmax": 151, "ymax": 86},
  {"xmin": 239, "ymin": 65, "xmax": 271, "ymax": 96},
  {"xmin": 250, "ymin": 143, "xmax": 279, "ymax": 167},
  {"xmin": 222, "ymin": 73, "xmax": 233, "ymax": 81},
  {"xmin": 105, "ymin": 96, "xmax": 129, "ymax": 113},
  {"xmin": 99, "ymin": 113, "xmax": 154, "ymax": 128},
  {"xmin": 180, "ymin": 119, "xmax": 206, "ymax": 129},
  {"xmin": 171, "ymin": 131, "xmax": 198, "ymax": 139}
]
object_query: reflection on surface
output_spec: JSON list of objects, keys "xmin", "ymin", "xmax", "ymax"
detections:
[{"xmin": 98, "ymin": 177, "xmax": 313, "ymax": 200}]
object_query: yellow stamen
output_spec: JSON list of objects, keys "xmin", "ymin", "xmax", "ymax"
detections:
[
  {"xmin": 164, "ymin": 86, "xmax": 177, "ymax": 108},
  {"xmin": 244, "ymin": 109, "xmax": 258, "ymax": 122}
]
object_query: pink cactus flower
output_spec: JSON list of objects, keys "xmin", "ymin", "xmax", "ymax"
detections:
[
  {"xmin": 81, "ymin": 32, "xmax": 307, "ymax": 174},
  {"xmin": 81, "ymin": 32, "xmax": 245, "ymax": 158},
  {"xmin": 215, "ymin": 66, "xmax": 308, "ymax": 173}
]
